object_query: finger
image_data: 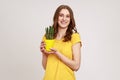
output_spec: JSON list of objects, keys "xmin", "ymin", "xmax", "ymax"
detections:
[
  {"xmin": 50, "ymin": 48, "xmax": 56, "ymax": 51},
  {"xmin": 40, "ymin": 42, "xmax": 46, "ymax": 47},
  {"xmin": 41, "ymin": 41, "xmax": 44, "ymax": 43},
  {"xmin": 41, "ymin": 41, "xmax": 46, "ymax": 44},
  {"xmin": 40, "ymin": 48, "xmax": 45, "ymax": 52},
  {"xmin": 40, "ymin": 45, "xmax": 44, "ymax": 49},
  {"xmin": 41, "ymin": 43, "xmax": 46, "ymax": 47},
  {"xmin": 47, "ymin": 51, "xmax": 54, "ymax": 54}
]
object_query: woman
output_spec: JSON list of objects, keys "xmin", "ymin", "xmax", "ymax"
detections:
[{"xmin": 40, "ymin": 5, "xmax": 82, "ymax": 80}]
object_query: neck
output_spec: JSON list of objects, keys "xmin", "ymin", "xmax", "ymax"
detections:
[{"xmin": 57, "ymin": 27, "xmax": 67, "ymax": 39}]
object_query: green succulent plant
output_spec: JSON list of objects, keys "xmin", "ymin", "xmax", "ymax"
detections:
[{"xmin": 45, "ymin": 26, "xmax": 54, "ymax": 39}]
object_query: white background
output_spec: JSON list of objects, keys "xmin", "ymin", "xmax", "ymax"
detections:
[{"xmin": 0, "ymin": 0, "xmax": 120, "ymax": 80}]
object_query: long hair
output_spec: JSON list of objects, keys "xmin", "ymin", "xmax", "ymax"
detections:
[{"xmin": 53, "ymin": 5, "xmax": 77, "ymax": 42}]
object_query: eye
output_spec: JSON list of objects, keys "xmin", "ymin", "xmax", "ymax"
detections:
[
  {"xmin": 59, "ymin": 13, "xmax": 63, "ymax": 17},
  {"xmin": 66, "ymin": 15, "xmax": 70, "ymax": 18}
]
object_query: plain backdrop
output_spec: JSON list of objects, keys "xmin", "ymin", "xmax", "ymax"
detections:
[{"xmin": 0, "ymin": 0, "xmax": 120, "ymax": 80}]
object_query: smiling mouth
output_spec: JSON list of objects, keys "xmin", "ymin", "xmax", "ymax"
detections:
[{"xmin": 61, "ymin": 21, "xmax": 67, "ymax": 24}]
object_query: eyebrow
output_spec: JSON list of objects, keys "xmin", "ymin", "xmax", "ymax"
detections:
[{"xmin": 59, "ymin": 13, "xmax": 70, "ymax": 15}]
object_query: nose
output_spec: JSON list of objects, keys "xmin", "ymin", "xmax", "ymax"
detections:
[{"xmin": 62, "ymin": 16, "xmax": 66, "ymax": 21}]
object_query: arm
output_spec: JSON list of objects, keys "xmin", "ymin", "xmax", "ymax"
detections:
[
  {"xmin": 42, "ymin": 53, "xmax": 48, "ymax": 70},
  {"xmin": 40, "ymin": 41, "xmax": 58, "ymax": 70},
  {"xmin": 40, "ymin": 41, "xmax": 48, "ymax": 70},
  {"xmin": 51, "ymin": 42, "xmax": 81, "ymax": 71}
]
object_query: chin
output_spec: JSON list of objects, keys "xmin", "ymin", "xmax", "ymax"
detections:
[
  {"xmin": 59, "ymin": 26, "xmax": 68, "ymax": 29},
  {"xmin": 59, "ymin": 24, "xmax": 69, "ymax": 28}
]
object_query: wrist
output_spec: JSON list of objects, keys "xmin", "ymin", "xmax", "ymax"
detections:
[
  {"xmin": 54, "ymin": 51, "xmax": 61, "ymax": 58},
  {"xmin": 43, "ymin": 52, "xmax": 48, "ymax": 57}
]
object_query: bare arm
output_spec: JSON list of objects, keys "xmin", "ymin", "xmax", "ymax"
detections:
[
  {"xmin": 51, "ymin": 42, "xmax": 81, "ymax": 71},
  {"xmin": 40, "ymin": 41, "xmax": 48, "ymax": 70},
  {"xmin": 42, "ymin": 53, "xmax": 48, "ymax": 70}
]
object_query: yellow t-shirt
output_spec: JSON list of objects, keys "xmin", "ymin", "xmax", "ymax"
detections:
[{"xmin": 42, "ymin": 33, "xmax": 81, "ymax": 80}]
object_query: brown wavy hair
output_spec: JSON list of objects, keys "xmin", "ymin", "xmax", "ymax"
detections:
[{"xmin": 53, "ymin": 5, "xmax": 78, "ymax": 42}]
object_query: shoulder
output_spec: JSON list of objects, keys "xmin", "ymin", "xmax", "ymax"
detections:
[
  {"xmin": 42, "ymin": 34, "xmax": 46, "ymax": 41},
  {"xmin": 71, "ymin": 32, "xmax": 81, "ymax": 45},
  {"xmin": 71, "ymin": 32, "xmax": 80, "ymax": 39}
]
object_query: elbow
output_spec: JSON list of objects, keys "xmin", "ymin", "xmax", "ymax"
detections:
[
  {"xmin": 42, "ymin": 62, "xmax": 46, "ymax": 70},
  {"xmin": 74, "ymin": 66, "xmax": 80, "ymax": 71},
  {"xmin": 73, "ymin": 64, "xmax": 80, "ymax": 71},
  {"xmin": 43, "ymin": 65, "xmax": 46, "ymax": 70}
]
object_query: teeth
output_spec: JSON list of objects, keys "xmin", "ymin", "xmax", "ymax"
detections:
[{"xmin": 61, "ymin": 22, "xmax": 67, "ymax": 24}]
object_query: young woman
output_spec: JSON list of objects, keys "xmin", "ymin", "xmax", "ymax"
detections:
[{"xmin": 40, "ymin": 5, "xmax": 82, "ymax": 80}]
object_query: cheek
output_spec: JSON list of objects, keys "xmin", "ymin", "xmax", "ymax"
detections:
[
  {"xmin": 58, "ymin": 16, "xmax": 62, "ymax": 21},
  {"xmin": 58, "ymin": 17, "xmax": 62, "ymax": 24},
  {"xmin": 67, "ymin": 18, "xmax": 70, "ymax": 23},
  {"xmin": 57, "ymin": 19, "xmax": 61, "ymax": 25},
  {"xmin": 68, "ymin": 19, "xmax": 70, "ymax": 22},
  {"xmin": 66, "ymin": 17, "xmax": 70, "ymax": 21},
  {"xmin": 58, "ymin": 18, "xmax": 60, "ymax": 23}
]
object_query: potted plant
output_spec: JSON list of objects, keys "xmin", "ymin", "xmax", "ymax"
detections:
[{"xmin": 45, "ymin": 26, "xmax": 54, "ymax": 51}]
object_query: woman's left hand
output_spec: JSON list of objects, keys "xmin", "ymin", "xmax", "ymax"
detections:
[{"xmin": 50, "ymin": 48, "xmax": 58, "ymax": 54}]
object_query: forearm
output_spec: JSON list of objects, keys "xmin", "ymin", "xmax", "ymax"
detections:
[
  {"xmin": 55, "ymin": 51, "xmax": 80, "ymax": 71},
  {"xmin": 42, "ymin": 53, "xmax": 48, "ymax": 70}
]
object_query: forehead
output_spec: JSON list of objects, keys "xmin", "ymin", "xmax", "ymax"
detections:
[{"xmin": 59, "ymin": 9, "xmax": 70, "ymax": 15}]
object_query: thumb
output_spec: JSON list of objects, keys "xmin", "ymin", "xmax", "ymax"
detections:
[{"xmin": 50, "ymin": 48, "xmax": 57, "ymax": 52}]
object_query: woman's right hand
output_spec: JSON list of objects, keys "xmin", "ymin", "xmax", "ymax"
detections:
[
  {"xmin": 40, "ymin": 41, "xmax": 53, "ymax": 55},
  {"xmin": 40, "ymin": 41, "xmax": 46, "ymax": 53}
]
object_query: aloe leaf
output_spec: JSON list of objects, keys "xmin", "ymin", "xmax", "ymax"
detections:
[{"xmin": 45, "ymin": 26, "xmax": 54, "ymax": 39}]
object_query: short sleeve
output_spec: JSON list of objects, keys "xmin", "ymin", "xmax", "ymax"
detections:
[
  {"xmin": 71, "ymin": 33, "xmax": 81, "ymax": 45},
  {"xmin": 42, "ymin": 35, "xmax": 46, "ymax": 41}
]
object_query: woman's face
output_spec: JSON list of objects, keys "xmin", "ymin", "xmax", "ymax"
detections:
[{"xmin": 58, "ymin": 9, "xmax": 70, "ymax": 29}]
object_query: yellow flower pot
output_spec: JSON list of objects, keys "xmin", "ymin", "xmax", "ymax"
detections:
[{"xmin": 45, "ymin": 39, "xmax": 54, "ymax": 51}]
